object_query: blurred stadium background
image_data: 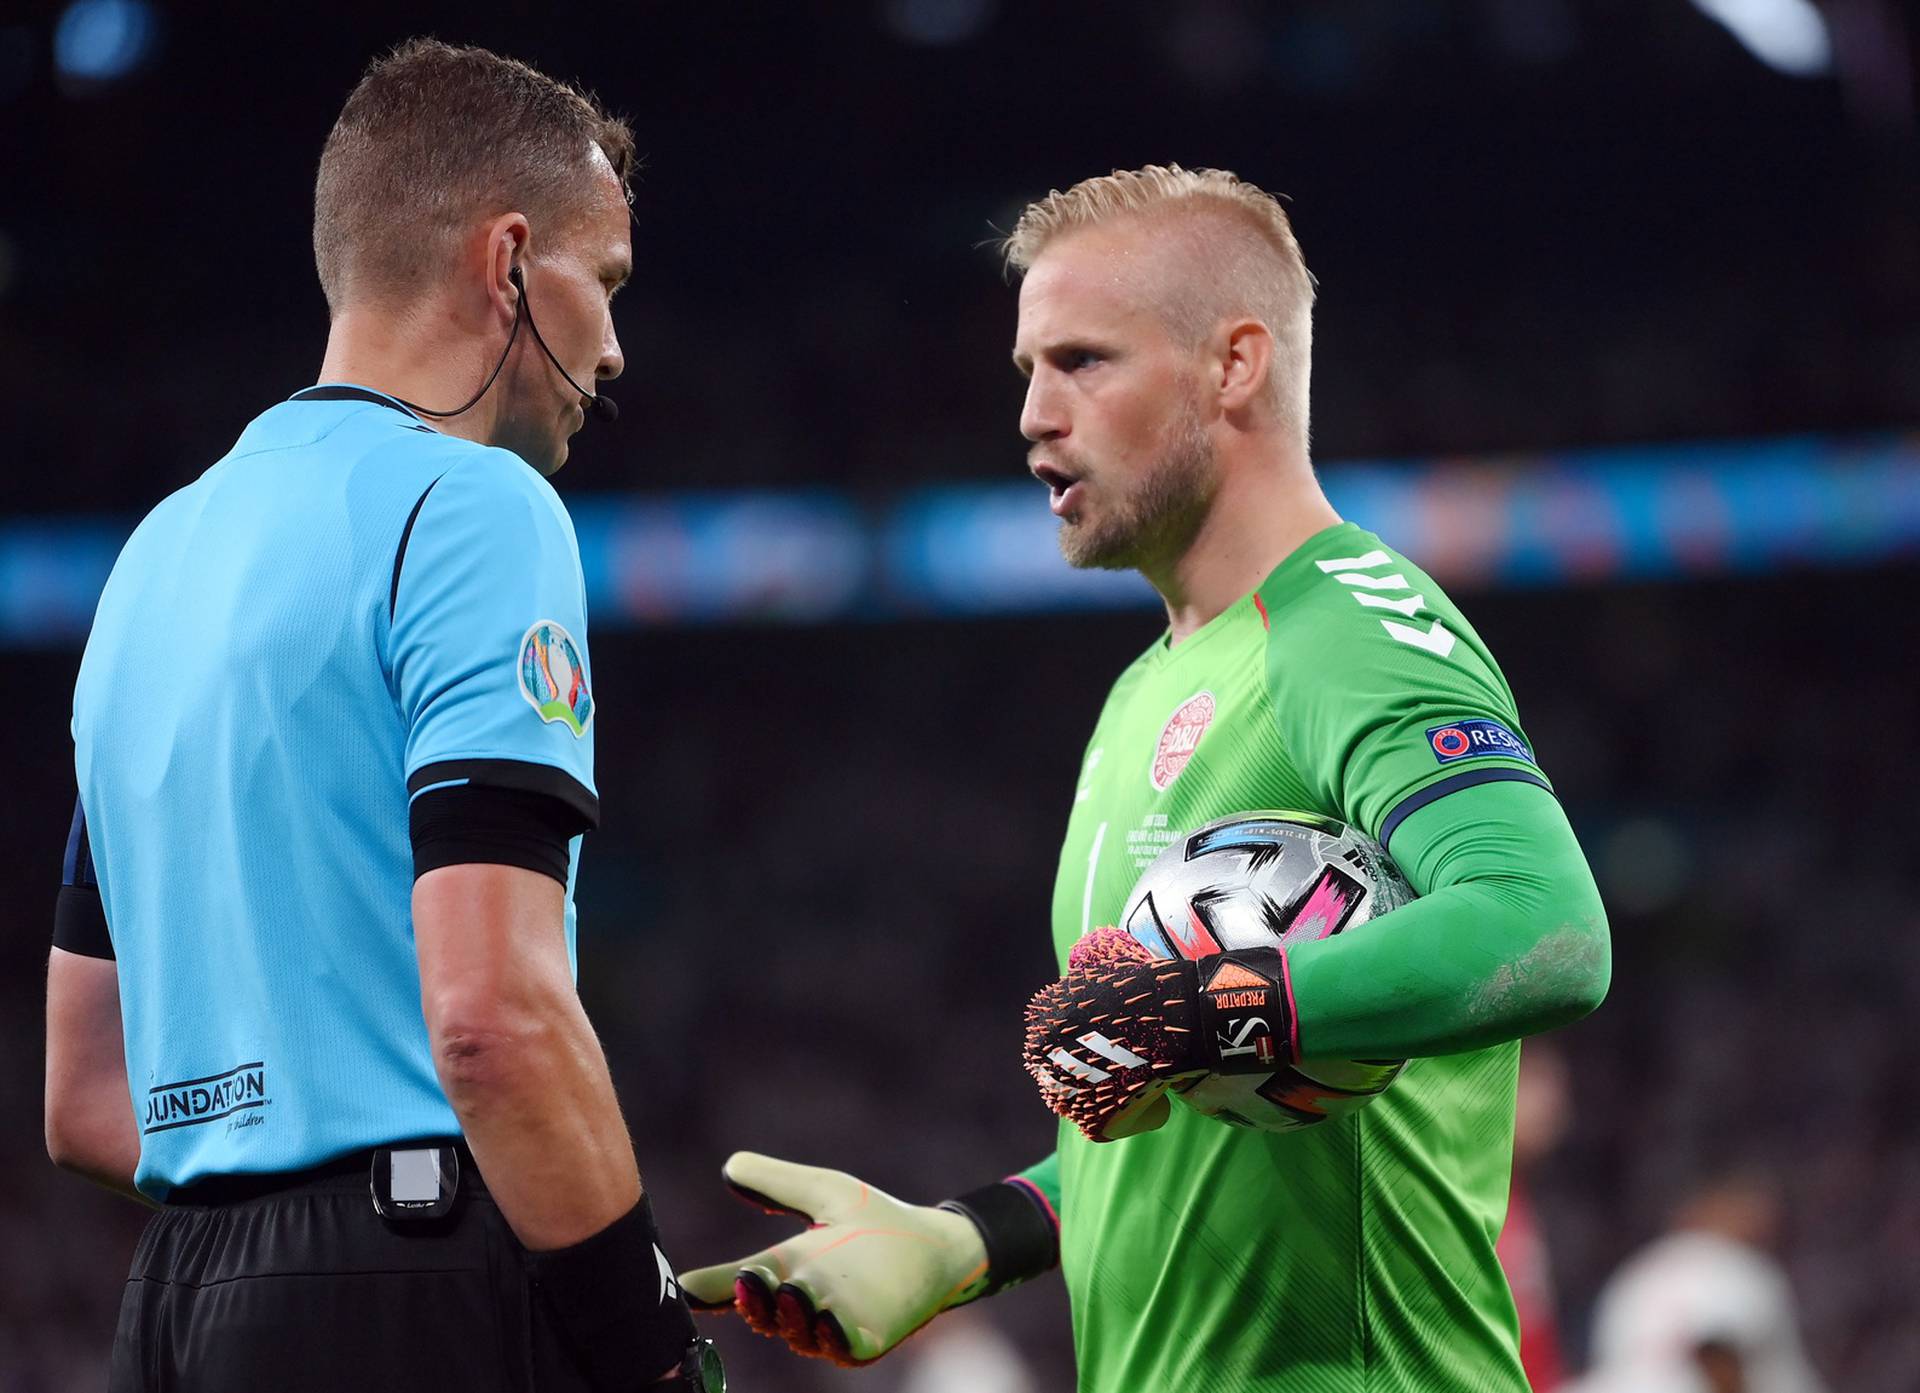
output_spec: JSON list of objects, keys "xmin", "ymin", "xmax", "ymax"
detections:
[{"xmin": 2, "ymin": 1, "xmax": 1915, "ymax": 1389}]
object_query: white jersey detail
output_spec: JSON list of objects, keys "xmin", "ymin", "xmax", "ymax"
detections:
[
  {"xmin": 1352, "ymin": 591, "xmax": 1426, "ymax": 616},
  {"xmin": 1331, "ymin": 571, "xmax": 1412, "ymax": 590},
  {"xmin": 1318, "ymin": 545, "xmax": 1458, "ymax": 659},
  {"xmin": 1381, "ymin": 618, "xmax": 1458, "ymax": 658},
  {"xmin": 1080, "ymin": 820, "xmax": 1109, "ymax": 938},
  {"xmin": 1315, "ymin": 549, "xmax": 1393, "ymax": 572}
]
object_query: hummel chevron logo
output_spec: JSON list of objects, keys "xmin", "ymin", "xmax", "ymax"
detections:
[
  {"xmin": 1380, "ymin": 618, "xmax": 1456, "ymax": 657},
  {"xmin": 1315, "ymin": 551, "xmax": 1456, "ymax": 659},
  {"xmin": 1328, "ymin": 570, "xmax": 1412, "ymax": 590},
  {"xmin": 1315, "ymin": 549, "xmax": 1393, "ymax": 571}
]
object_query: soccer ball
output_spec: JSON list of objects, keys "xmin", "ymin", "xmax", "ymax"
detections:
[{"xmin": 1120, "ymin": 811, "xmax": 1415, "ymax": 1133}]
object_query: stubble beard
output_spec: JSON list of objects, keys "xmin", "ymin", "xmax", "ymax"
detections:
[{"xmin": 1058, "ymin": 393, "xmax": 1217, "ymax": 573}]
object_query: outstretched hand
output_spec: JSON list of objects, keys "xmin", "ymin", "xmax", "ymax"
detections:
[{"xmin": 679, "ymin": 1152, "xmax": 990, "ymax": 1367}]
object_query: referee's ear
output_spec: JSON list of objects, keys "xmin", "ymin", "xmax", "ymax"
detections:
[{"xmin": 478, "ymin": 212, "xmax": 531, "ymax": 322}]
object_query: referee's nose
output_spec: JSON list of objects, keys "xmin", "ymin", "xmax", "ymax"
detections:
[{"xmin": 597, "ymin": 314, "xmax": 625, "ymax": 385}]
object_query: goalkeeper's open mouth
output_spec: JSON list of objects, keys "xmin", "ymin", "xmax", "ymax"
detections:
[{"xmin": 1030, "ymin": 459, "xmax": 1084, "ymax": 517}]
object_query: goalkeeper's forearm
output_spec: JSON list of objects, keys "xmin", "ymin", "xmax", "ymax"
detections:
[
  {"xmin": 1024, "ymin": 782, "xmax": 1609, "ymax": 1143},
  {"xmin": 1287, "ymin": 779, "xmax": 1610, "ymax": 1060}
]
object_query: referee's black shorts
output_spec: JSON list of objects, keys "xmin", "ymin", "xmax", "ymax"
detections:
[{"xmin": 109, "ymin": 1153, "xmax": 591, "ymax": 1393}]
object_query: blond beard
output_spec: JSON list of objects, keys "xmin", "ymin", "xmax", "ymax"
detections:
[{"xmin": 1059, "ymin": 392, "xmax": 1217, "ymax": 572}]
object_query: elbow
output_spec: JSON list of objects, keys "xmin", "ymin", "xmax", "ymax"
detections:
[
  {"xmin": 425, "ymin": 996, "xmax": 561, "ymax": 1101},
  {"xmin": 1551, "ymin": 956, "xmax": 1610, "ymax": 1027},
  {"xmin": 1472, "ymin": 912, "xmax": 1612, "ymax": 1041},
  {"xmin": 1535, "ymin": 912, "xmax": 1612, "ymax": 1030},
  {"xmin": 45, "ymin": 1115, "xmax": 79, "ymax": 1172},
  {"xmin": 45, "ymin": 1101, "xmax": 105, "ymax": 1176}
]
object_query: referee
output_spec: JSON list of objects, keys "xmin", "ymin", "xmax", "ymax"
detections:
[{"xmin": 44, "ymin": 40, "xmax": 720, "ymax": 1392}]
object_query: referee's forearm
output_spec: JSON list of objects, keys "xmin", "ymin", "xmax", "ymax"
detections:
[
  {"xmin": 44, "ymin": 945, "xmax": 151, "ymax": 1205},
  {"xmin": 415, "ymin": 863, "xmax": 643, "ymax": 1254},
  {"xmin": 433, "ymin": 1001, "xmax": 642, "ymax": 1252}
]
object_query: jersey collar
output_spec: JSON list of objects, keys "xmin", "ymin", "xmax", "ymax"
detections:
[{"xmin": 287, "ymin": 384, "xmax": 428, "ymax": 423}]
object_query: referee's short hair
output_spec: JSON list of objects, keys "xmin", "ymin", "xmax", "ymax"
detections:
[{"xmin": 313, "ymin": 38, "xmax": 636, "ymax": 315}]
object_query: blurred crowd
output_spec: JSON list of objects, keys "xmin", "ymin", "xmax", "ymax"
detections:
[
  {"xmin": 4, "ymin": 4, "xmax": 1918, "ymax": 520},
  {"xmin": 3, "ymin": 561, "xmax": 1914, "ymax": 1391},
  {"xmin": 5, "ymin": 154, "xmax": 1915, "ymax": 522}
]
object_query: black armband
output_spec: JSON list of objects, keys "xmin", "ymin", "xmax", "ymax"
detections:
[
  {"xmin": 409, "ymin": 783, "xmax": 587, "ymax": 885},
  {"xmin": 939, "ymin": 1177, "xmax": 1060, "ymax": 1299},
  {"xmin": 56, "ymin": 796, "xmax": 113, "ymax": 959},
  {"xmin": 53, "ymin": 884, "xmax": 114, "ymax": 960},
  {"xmin": 523, "ymin": 1195, "xmax": 697, "ymax": 1389}
]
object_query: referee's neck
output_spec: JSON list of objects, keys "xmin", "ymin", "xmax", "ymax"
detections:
[{"xmin": 317, "ymin": 306, "xmax": 504, "ymax": 446}]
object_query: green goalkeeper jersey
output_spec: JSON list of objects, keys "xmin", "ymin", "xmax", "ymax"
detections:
[{"xmin": 1039, "ymin": 522, "xmax": 1552, "ymax": 1393}]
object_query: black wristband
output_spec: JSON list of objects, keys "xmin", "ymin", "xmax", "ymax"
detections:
[
  {"xmin": 939, "ymin": 1178, "xmax": 1059, "ymax": 1299},
  {"xmin": 523, "ymin": 1196, "xmax": 696, "ymax": 1390},
  {"xmin": 1193, "ymin": 947, "xmax": 1298, "ymax": 1074}
]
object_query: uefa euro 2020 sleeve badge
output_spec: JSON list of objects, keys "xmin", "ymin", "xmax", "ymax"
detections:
[{"xmin": 517, "ymin": 620, "xmax": 594, "ymax": 737}]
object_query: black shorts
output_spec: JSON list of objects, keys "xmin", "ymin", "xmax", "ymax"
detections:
[{"xmin": 109, "ymin": 1158, "xmax": 590, "ymax": 1393}]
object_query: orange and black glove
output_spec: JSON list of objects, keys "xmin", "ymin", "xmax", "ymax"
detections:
[{"xmin": 1023, "ymin": 928, "xmax": 1297, "ymax": 1142}]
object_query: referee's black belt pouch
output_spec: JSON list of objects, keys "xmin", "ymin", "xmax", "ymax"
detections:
[{"xmin": 164, "ymin": 1137, "xmax": 478, "ymax": 1218}]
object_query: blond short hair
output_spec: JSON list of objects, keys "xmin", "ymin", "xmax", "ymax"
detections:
[{"xmin": 1003, "ymin": 164, "xmax": 1315, "ymax": 440}]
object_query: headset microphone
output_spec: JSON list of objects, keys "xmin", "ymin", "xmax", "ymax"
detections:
[
  {"xmin": 392, "ymin": 264, "xmax": 618, "ymax": 424},
  {"xmin": 510, "ymin": 265, "xmax": 620, "ymax": 424}
]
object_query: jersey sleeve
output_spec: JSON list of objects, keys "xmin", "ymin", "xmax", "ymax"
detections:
[
  {"xmin": 1011, "ymin": 1150, "xmax": 1062, "ymax": 1221},
  {"xmin": 54, "ymin": 795, "xmax": 114, "ymax": 959},
  {"xmin": 1261, "ymin": 557, "xmax": 1551, "ymax": 852},
  {"xmin": 387, "ymin": 449, "xmax": 599, "ymax": 828},
  {"xmin": 1285, "ymin": 777, "xmax": 1610, "ymax": 1058}
]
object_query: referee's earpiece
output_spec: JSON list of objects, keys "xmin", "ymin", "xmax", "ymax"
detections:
[
  {"xmin": 391, "ymin": 259, "xmax": 617, "ymax": 424},
  {"xmin": 510, "ymin": 261, "xmax": 620, "ymax": 425}
]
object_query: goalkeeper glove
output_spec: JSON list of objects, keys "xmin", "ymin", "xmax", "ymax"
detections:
[
  {"xmin": 1024, "ymin": 927, "xmax": 1297, "ymax": 1142},
  {"xmin": 678, "ymin": 1152, "xmax": 1058, "ymax": 1366}
]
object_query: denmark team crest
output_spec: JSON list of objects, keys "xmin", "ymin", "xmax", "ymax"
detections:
[
  {"xmin": 519, "ymin": 621, "xmax": 593, "ymax": 737},
  {"xmin": 1150, "ymin": 690, "xmax": 1216, "ymax": 790}
]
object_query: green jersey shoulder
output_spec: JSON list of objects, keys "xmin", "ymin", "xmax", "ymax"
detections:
[{"xmin": 1258, "ymin": 523, "xmax": 1552, "ymax": 848}]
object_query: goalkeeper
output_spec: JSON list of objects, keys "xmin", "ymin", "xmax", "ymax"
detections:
[{"xmin": 682, "ymin": 166, "xmax": 1610, "ymax": 1391}]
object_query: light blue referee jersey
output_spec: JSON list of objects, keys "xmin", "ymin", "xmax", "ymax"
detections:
[{"xmin": 70, "ymin": 386, "xmax": 599, "ymax": 1201}]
